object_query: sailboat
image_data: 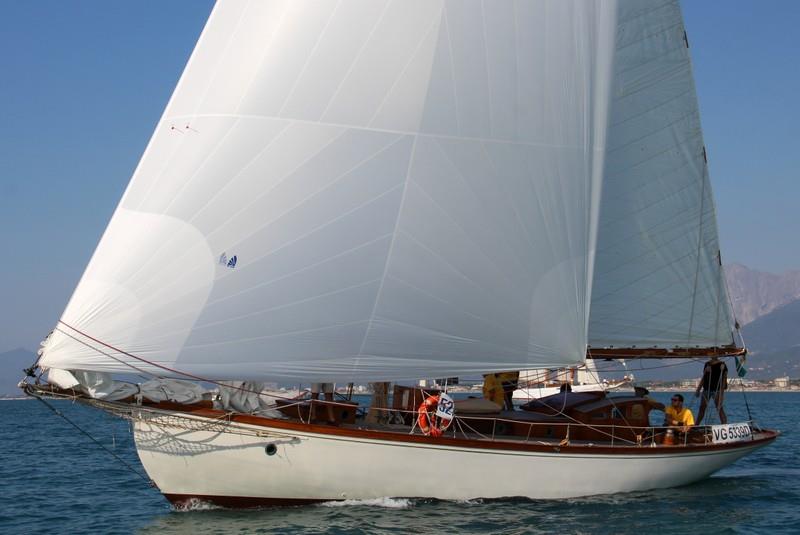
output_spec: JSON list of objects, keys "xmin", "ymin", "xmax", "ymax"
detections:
[
  {"xmin": 512, "ymin": 361, "xmax": 630, "ymax": 401},
  {"xmin": 24, "ymin": 0, "xmax": 778, "ymax": 506}
]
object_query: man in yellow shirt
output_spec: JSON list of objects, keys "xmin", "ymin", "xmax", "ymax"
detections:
[{"xmin": 664, "ymin": 393, "xmax": 694, "ymax": 432}]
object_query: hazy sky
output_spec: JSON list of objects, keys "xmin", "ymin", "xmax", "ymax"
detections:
[{"xmin": 1, "ymin": 1, "xmax": 798, "ymax": 353}]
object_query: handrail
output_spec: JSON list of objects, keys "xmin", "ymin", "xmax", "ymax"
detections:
[{"xmin": 25, "ymin": 382, "xmax": 759, "ymax": 448}]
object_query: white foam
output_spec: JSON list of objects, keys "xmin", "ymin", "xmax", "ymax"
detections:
[
  {"xmin": 172, "ymin": 498, "xmax": 223, "ymax": 512},
  {"xmin": 320, "ymin": 497, "xmax": 412, "ymax": 509}
]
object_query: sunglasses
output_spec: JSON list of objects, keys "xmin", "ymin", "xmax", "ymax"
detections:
[{"xmin": 671, "ymin": 398, "xmax": 680, "ymax": 402}]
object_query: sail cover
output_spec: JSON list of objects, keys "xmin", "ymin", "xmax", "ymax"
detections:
[
  {"xmin": 588, "ymin": 0, "xmax": 736, "ymax": 349},
  {"xmin": 40, "ymin": 0, "xmax": 617, "ymax": 382}
]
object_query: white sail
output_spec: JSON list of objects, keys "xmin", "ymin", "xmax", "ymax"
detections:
[
  {"xmin": 39, "ymin": 1, "xmax": 617, "ymax": 382},
  {"xmin": 588, "ymin": 0, "xmax": 736, "ymax": 349}
]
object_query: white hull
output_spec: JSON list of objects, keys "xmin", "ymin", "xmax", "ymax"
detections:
[{"xmin": 132, "ymin": 408, "xmax": 774, "ymax": 506}]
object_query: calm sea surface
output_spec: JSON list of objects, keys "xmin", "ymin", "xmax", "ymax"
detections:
[{"xmin": 1, "ymin": 392, "xmax": 797, "ymax": 534}]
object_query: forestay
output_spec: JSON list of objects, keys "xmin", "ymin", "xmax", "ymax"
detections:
[
  {"xmin": 589, "ymin": 0, "xmax": 736, "ymax": 350},
  {"xmin": 40, "ymin": 1, "xmax": 618, "ymax": 382}
]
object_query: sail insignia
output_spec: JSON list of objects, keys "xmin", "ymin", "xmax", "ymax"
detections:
[{"xmin": 219, "ymin": 253, "xmax": 237, "ymax": 269}]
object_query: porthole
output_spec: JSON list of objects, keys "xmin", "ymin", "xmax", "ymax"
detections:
[{"xmin": 265, "ymin": 443, "xmax": 278, "ymax": 456}]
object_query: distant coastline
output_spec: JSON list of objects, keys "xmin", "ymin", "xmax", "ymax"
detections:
[{"xmin": 647, "ymin": 387, "xmax": 800, "ymax": 394}]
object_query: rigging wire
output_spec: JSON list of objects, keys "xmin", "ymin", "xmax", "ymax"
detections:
[
  {"xmin": 721, "ymin": 269, "xmax": 754, "ymax": 422},
  {"xmin": 30, "ymin": 391, "xmax": 154, "ymax": 486},
  {"xmin": 51, "ymin": 321, "xmax": 333, "ymax": 406},
  {"xmin": 42, "ymin": 321, "xmax": 757, "ymax": 439}
]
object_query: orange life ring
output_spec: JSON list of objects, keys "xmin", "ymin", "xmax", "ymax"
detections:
[{"xmin": 417, "ymin": 394, "xmax": 452, "ymax": 437}]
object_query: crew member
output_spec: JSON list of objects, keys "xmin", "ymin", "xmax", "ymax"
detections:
[
  {"xmin": 664, "ymin": 393, "xmax": 694, "ymax": 433},
  {"xmin": 482, "ymin": 373, "xmax": 504, "ymax": 408},
  {"xmin": 695, "ymin": 356, "xmax": 728, "ymax": 424}
]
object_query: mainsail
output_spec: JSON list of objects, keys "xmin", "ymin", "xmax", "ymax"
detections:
[
  {"xmin": 588, "ymin": 0, "xmax": 737, "ymax": 352},
  {"xmin": 39, "ymin": 1, "xmax": 618, "ymax": 382}
]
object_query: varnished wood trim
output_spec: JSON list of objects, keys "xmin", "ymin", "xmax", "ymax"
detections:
[
  {"xmin": 587, "ymin": 346, "xmax": 746, "ymax": 359},
  {"xmin": 143, "ymin": 402, "xmax": 779, "ymax": 456},
  {"xmin": 27, "ymin": 383, "xmax": 778, "ymax": 456}
]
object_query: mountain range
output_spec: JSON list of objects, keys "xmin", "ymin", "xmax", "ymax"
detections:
[
  {"xmin": 724, "ymin": 264, "xmax": 800, "ymax": 379},
  {"xmin": 725, "ymin": 263, "xmax": 800, "ymax": 325},
  {"xmin": 736, "ymin": 299, "xmax": 800, "ymax": 379}
]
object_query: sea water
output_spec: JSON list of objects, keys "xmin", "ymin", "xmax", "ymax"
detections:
[{"xmin": 1, "ymin": 392, "xmax": 797, "ymax": 534}]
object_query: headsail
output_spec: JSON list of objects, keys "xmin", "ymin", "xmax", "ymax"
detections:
[
  {"xmin": 588, "ymin": 0, "xmax": 737, "ymax": 353},
  {"xmin": 39, "ymin": 1, "xmax": 617, "ymax": 382}
]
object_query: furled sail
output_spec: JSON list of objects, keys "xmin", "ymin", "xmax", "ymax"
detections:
[
  {"xmin": 39, "ymin": 1, "xmax": 617, "ymax": 382},
  {"xmin": 588, "ymin": 0, "xmax": 737, "ymax": 352}
]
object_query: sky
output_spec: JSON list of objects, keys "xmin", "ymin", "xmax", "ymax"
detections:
[{"xmin": 1, "ymin": 1, "xmax": 798, "ymax": 353}]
